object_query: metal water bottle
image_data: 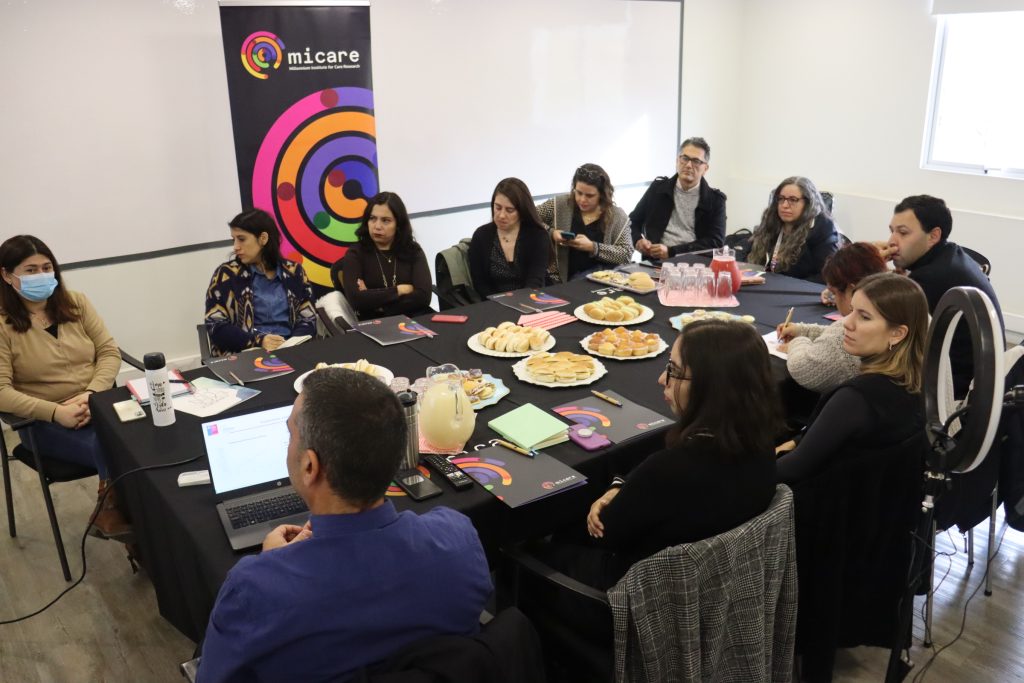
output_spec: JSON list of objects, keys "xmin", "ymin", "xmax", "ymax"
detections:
[
  {"xmin": 397, "ymin": 391, "xmax": 420, "ymax": 470},
  {"xmin": 144, "ymin": 352, "xmax": 176, "ymax": 427}
]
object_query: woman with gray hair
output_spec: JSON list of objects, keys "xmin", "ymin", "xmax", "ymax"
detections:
[{"xmin": 747, "ymin": 176, "xmax": 840, "ymax": 283}]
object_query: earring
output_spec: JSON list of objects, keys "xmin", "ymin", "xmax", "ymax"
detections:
[{"xmin": 889, "ymin": 339, "xmax": 896, "ymax": 351}]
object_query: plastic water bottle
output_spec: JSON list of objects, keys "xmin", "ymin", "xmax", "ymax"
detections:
[
  {"xmin": 397, "ymin": 391, "xmax": 419, "ymax": 470},
  {"xmin": 144, "ymin": 352, "xmax": 176, "ymax": 427}
]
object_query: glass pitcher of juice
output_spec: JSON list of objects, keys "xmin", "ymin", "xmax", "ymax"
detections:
[
  {"xmin": 711, "ymin": 246, "xmax": 742, "ymax": 294},
  {"xmin": 419, "ymin": 364, "xmax": 477, "ymax": 450}
]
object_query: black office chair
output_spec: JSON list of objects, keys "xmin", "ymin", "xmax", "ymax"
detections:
[
  {"xmin": 962, "ymin": 246, "xmax": 992, "ymax": 276},
  {"xmin": 2, "ymin": 348, "xmax": 145, "ymax": 581},
  {"xmin": 821, "ymin": 191, "xmax": 835, "ymax": 214}
]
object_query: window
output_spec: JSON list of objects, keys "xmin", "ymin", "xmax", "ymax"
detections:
[{"xmin": 924, "ymin": 11, "xmax": 1024, "ymax": 178}]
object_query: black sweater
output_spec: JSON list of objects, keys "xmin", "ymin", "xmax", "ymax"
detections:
[
  {"xmin": 467, "ymin": 223, "xmax": 550, "ymax": 297},
  {"xmin": 597, "ymin": 434, "xmax": 776, "ymax": 579},
  {"xmin": 777, "ymin": 373, "xmax": 924, "ymax": 483},
  {"xmin": 340, "ymin": 243, "xmax": 433, "ymax": 320}
]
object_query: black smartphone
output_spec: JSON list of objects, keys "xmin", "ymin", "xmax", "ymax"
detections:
[
  {"xmin": 394, "ymin": 469, "xmax": 443, "ymax": 501},
  {"xmin": 560, "ymin": 231, "xmax": 577, "ymax": 240}
]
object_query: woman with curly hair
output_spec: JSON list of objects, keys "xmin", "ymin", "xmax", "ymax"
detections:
[{"xmin": 748, "ymin": 176, "xmax": 840, "ymax": 283}]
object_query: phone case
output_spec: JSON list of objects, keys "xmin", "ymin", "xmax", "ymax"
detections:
[
  {"xmin": 567, "ymin": 424, "xmax": 611, "ymax": 451},
  {"xmin": 431, "ymin": 314, "xmax": 468, "ymax": 323}
]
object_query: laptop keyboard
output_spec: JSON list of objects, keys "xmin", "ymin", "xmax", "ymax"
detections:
[{"xmin": 225, "ymin": 491, "xmax": 308, "ymax": 530}]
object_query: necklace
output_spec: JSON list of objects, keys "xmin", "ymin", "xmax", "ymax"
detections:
[
  {"xmin": 30, "ymin": 309, "xmax": 52, "ymax": 327},
  {"xmin": 499, "ymin": 229, "xmax": 519, "ymax": 245},
  {"xmin": 375, "ymin": 249, "xmax": 397, "ymax": 287}
]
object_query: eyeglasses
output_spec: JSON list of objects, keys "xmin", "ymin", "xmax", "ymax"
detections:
[
  {"xmin": 664, "ymin": 361, "xmax": 691, "ymax": 381},
  {"xmin": 678, "ymin": 155, "xmax": 707, "ymax": 168},
  {"xmin": 777, "ymin": 195, "xmax": 805, "ymax": 206}
]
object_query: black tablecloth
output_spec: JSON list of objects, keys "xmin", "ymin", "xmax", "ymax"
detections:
[{"xmin": 91, "ymin": 263, "xmax": 829, "ymax": 642}]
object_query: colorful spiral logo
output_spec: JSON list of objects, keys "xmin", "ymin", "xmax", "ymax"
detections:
[
  {"xmin": 553, "ymin": 405, "xmax": 613, "ymax": 428},
  {"xmin": 241, "ymin": 31, "xmax": 286, "ymax": 80},
  {"xmin": 386, "ymin": 465, "xmax": 431, "ymax": 497},
  {"xmin": 530, "ymin": 293, "xmax": 567, "ymax": 305},
  {"xmin": 398, "ymin": 322, "xmax": 432, "ymax": 337},
  {"xmin": 253, "ymin": 356, "xmax": 293, "ymax": 373},
  {"xmin": 253, "ymin": 86, "xmax": 378, "ymax": 287},
  {"xmin": 451, "ymin": 457, "xmax": 513, "ymax": 490}
]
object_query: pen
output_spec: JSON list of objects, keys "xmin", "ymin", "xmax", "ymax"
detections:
[
  {"xmin": 782, "ymin": 306, "xmax": 794, "ymax": 329},
  {"xmin": 229, "ymin": 371, "xmax": 245, "ymax": 386},
  {"xmin": 521, "ymin": 304, "xmax": 542, "ymax": 314},
  {"xmin": 590, "ymin": 390, "xmax": 623, "ymax": 407},
  {"xmin": 495, "ymin": 439, "xmax": 535, "ymax": 459}
]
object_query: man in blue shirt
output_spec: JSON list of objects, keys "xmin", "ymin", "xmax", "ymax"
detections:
[{"xmin": 197, "ymin": 368, "xmax": 493, "ymax": 683}]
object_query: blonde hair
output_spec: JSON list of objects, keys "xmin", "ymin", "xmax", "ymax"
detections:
[{"xmin": 854, "ymin": 273, "xmax": 929, "ymax": 393}]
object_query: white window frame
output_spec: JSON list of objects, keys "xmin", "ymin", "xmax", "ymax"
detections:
[{"xmin": 922, "ymin": 11, "xmax": 1024, "ymax": 180}]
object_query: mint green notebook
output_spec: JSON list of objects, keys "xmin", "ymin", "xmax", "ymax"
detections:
[{"xmin": 488, "ymin": 404, "xmax": 569, "ymax": 451}]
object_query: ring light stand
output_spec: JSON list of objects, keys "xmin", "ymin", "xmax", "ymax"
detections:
[{"xmin": 886, "ymin": 287, "xmax": 1004, "ymax": 682}]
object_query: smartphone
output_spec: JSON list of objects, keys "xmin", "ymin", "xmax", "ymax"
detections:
[
  {"xmin": 394, "ymin": 469, "xmax": 443, "ymax": 501},
  {"xmin": 431, "ymin": 314, "xmax": 468, "ymax": 324},
  {"xmin": 567, "ymin": 424, "xmax": 611, "ymax": 451},
  {"xmin": 560, "ymin": 231, "xmax": 577, "ymax": 240}
]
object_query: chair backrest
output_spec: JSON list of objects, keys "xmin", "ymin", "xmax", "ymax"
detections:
[
  {"xmin": 434, "ymin": 238, "xmax": 481, "ymax": 310},
  {"xmin": 330, "ymin": 259, "xmax": 345, "ymax": 293},
  {"xmin": 790, "ymin": 432, "xmax": 926, "ymax": 681},
  {"xmin": 196, "ymin": 324, "xmax": 214, "ymax": 365},
  {"xmin": 962, "ymin": 246, "xmax": 992, "ymax": 276},
  {"xmin": 316, "ymin": 290, "xmax": 359, "ymax": 330},
  {"xmin": 608, "ymin": 484, "xmax": 797, "ymax": 683},
  {"xmin": 821, "ymin": 191, "xmax": 835, "ymax": 214},
  {"xmin": 724, "ymin": 228, "xmax": 752, "ymax": 257}
]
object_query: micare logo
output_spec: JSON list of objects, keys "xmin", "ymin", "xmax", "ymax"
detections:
[{"xmin": 241, "ymin": 31, "xmax": 286, "ymax": 80}]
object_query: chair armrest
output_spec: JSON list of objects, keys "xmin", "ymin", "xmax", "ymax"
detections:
[
  {"xmin": 0, "ymin": 411, "xmax": 35, "ymax": 431},
  {"xmin": 118, "ymin": 348, "xmax": 146, "ymax": 371},
  {"xmin": 501, "ymin": 544, "xmax": 610, "ymax": 606},
  {"xmin": 196, "ymin": 324, "xmax": 214, "ymax": 365},
  {"xmin": 316, "ymin": 305, "xmax": 348, "ymax": 334}
]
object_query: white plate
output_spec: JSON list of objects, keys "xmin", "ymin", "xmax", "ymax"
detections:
[
  {"xmin": 467, "ymin": 332, "xmax": 557, "ymax": 358},
  {"xmin": 468, "ymin": 374, "xmax": 510, "ymax": 410},
  {"xmin": 293, "ymin": 364, "xmax": 396, "ymax": 392},
  {"xmin": 585, "ymin": 272, "xmax": 657, "ymax": 295},
  {"xmin": 669, "ymin": 311, "xmax": 756, "ymax": 331},
  {"xmin": 511, "ymin": 357, "xmax": 608, "ymax": 388},
  {"xmin": 579, "ymin": 333, "xmax": 668, "ymax": 360},
  {"xmin": 573, "ymin": 304, "xmax": 654, "ymax": 326}
]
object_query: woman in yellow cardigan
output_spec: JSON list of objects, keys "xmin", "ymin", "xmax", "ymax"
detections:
[{"xmin": 0, "ymin": 235, "xmax": 130, "ymax": 539}]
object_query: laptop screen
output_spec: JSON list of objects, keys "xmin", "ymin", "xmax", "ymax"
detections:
[{"xmin": 202, "ymin": 405, "xmax": 293, "ymax": 495}]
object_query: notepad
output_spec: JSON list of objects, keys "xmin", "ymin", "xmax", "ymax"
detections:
[
  {"xmin": 125, "ymin": 370, "xmax": 190, "ymax": 405},
  {"xmin": 488, "ymin": 404, "xmax": 569, "ymax": 451}
]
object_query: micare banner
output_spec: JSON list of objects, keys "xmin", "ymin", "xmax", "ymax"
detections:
[{"xmin": 219, "ymin": 0, "xmax": 376, "ymax": 288}]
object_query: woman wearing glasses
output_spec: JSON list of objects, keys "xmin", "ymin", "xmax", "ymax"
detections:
[
  {"xmin": 748, "ymin": 176, "xmax": 840, "ymax": 283},
  {"xmin": 536, "ymin": 163, "xmax": 632, "ymax": 282},
  {"xmin": 531, "ymin": 319, "xmax": 781, "ymax": 596}
]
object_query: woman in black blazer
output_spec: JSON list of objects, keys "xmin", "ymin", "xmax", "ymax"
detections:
[
  {"xmin": 468, "ymin": 177, "xmax": 551, "ymax": 296},
  {"xmin": 748, "ymin": 176, "xmax": 840, "ymax": 283}
]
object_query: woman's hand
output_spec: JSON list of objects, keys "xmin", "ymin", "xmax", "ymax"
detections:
[
  {"xmin": 60, "ymin": 392, "xmax": 92, "ymax": 426},
  {"xmin": 820, "ymin": 288, "xmax": 835, "ymax": 307},
  {"xmin": 396, "ymin": 284, "xmax": 414, "ymax": 296},
  {"xmin": 587, "ymin": 487, "xmax": 621, "ymax": 539},
  {"xmin": 775, "ymin": 440, "xmax": 797, "ymax": 456},
  {"xmin": 776, "ymin": 323, "xmax": 799, "ymax": 342},
  {"xmin": 54, "ymin": 402, "xmax": 89, "ymax": 430},
  {"xmin": 356, "ymin": 278, "xmax": 368, "ymax": 292},
  {"xmin": 570, "ymin": 234, "xmax": 596, "ymax": 254},
  {"xmin": 553, "ymin": 230, "xmax": 571, "ymax": 244},
  {"xmin": 635, "ymin": 238, "xmax": 652, "ymax": 255},
  {"xmin": 261, "ymin": 334, "xmax": 286, "ymax": 352},
  {"xmin": 648, "ymin": 243, "xmax": 669, "ymax": 260}
]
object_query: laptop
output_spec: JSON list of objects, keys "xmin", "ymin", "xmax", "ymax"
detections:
[{"xmin": 202, "ymin": 405, "xmax": 309, "ymax": 551}]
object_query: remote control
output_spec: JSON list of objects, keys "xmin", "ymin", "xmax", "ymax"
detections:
[{"xmin": 422, "ymin": 455, "xmax": 474, "ymax": 491}]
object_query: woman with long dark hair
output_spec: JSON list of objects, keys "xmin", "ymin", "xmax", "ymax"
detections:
[
  {"xmin": 204, "ymin": 208, "xmax": 316, "ymax": 354},
  {"xmin": 776, "ymin": 272, "xmax": 928, "ymax": 482},
  {"xmin": 468, "ymin": 178, "xmax": 551, "ymax": 296},
  {"xmin": 748, "ymin": 176, "xmax": 840, "ymax": 283},
  {"xmin": 537, "ymin": 163, "xmax": 632, "ymax": 282},
  {"xmin": 338, "ymin": 191, "xmax": 432, "ymax": 320},
  {"xmin": 0, "ymin": 235, "xmax": 130, "ymax": 539}
]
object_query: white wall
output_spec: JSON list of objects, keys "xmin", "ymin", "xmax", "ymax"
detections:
[{"xmin": 707, "ymin": 0, "xmax": 1023, "ymax": 335}]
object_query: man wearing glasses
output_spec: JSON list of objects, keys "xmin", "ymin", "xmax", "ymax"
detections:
[{"xmin": 630, "ymin": 137, "xmax": 727, "ymax": 260}]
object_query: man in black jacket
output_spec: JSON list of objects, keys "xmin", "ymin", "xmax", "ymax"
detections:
[
  {"xmin": 630, "ymin": 137, "xmax": 727, "ymax": 260},
  {"xmin": 887, "ymin": 194, "xmax": 1003, "ymax": 396}
]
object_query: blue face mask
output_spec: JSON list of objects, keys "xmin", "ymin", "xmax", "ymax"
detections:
[{"xmin": 16, "ymin": 272, "xmax": 58, "ymax": 302}]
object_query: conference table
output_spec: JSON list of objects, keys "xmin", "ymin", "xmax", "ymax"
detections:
[{"xmin": 90, "ymin": 259, "xmax": 829, "ymax": 643}]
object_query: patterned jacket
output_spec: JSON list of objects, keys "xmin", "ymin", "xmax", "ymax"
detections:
[
  {"xmin": 204, "ymin": 258, "xmax": 316, "ymax": 355},
  {"xmin": 537, "ymin": 195, "xmax": 632, "ymax": 283}
]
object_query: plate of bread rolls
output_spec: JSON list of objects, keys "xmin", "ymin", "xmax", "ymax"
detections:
[
  {"xmin": 467, "ymin": 322, "xmax": 557, "ymax": 358},
  {"xmin": 574, "ymin": 296, "xmax": 654, "ymax": 325},
  {"xmin": 580, "ymin": 328, "xmax": 668, "ymax": 360},
  {"xmin": 511, "ymin": 351, "xmax": 607, "ymax": 387}
]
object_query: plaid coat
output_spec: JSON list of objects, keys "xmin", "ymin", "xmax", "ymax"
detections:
[{"xmin": 608, "ymin": 485, "xmax": 797, "ymax": 683}]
